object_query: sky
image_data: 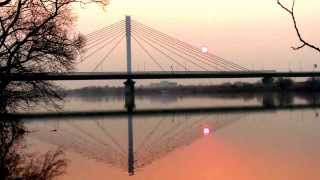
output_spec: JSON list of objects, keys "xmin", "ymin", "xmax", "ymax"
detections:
[{"xmin": 67, "ymin": 0, "xmax": 320, "ymax": 88}]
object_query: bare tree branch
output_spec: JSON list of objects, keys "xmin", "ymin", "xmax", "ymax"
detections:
[
  {"xmin": 0, "ymin": 0, "xmax": 109, "ymax": 110},
  {"xmin": 277, "ymin": 0, "xmax": 320, "ymax": 53},
  {"xmin": 0, "ymin": 0, "xmax": 11, "ymax": 6}
]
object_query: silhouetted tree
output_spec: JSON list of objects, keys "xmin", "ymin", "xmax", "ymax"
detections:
[
  {"xmin": 305, "ymin": 77, "xmax": 320, "ymax": 91},
  {"xmin": 0, "ymin": 0, "xmax": 108, "ymax": 111},
  {"xmin": 276, "ymin": 92, "xmax": 294, "ymax": 106},
  {"xmin": 0, "ymin": 118, "xmax": 68, "ymax": 180},
  {"xmin": 277, "ymin": 0, "xmax": 320, "ymax": 53},
  {"xmin": 262, "ymin": 93, "xmax": 275, "ymax": 107},
  {"xmin": 275, "ymin": 78, "xmax": 294, "ymax": 90}
]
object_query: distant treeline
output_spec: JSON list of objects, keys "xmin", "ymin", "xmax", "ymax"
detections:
[{"xmin": 65, "ymin": 78, "xmax": 320, "ymax": 97}]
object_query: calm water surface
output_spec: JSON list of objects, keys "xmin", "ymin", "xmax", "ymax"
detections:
[{"xmin": 21, "ymin": 94, "xmax": 320, "ymax": 180}]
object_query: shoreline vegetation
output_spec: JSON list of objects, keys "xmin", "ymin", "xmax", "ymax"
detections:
[{"xmin": 65, "ymin": 78, "xmax": 320, "ymax": 97}]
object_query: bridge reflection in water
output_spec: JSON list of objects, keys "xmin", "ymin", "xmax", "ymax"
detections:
[
  {"xmin": 24, "ymin": 111, "xmax": 245, "ymax": 175},
  {"xmin": 20, "ymin": 103, "xmax": 320, "ymax": 176}
]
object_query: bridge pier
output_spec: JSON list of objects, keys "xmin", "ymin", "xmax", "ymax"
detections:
[
  {"xmin": 262, "ymin": 93, "xmax": 275, "ymax": 107},
  {"xmin": 124, "ymin": 79, "xmax": 135, "ymax": 111},
  {"xmin": 262, "ymin": 77, "xmax": 274, "ymax": 89}
]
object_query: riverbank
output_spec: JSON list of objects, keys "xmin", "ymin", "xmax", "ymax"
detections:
[{"xmin": 65, "ymin": 78, "xmax": 320, "ymax": 97}]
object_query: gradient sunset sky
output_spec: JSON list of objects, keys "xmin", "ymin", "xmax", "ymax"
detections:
[
  {"xmin": 62, "ymin": 0, "xmax": 320, "ymax": 87},
  {"xmin": 67, "ymin": 0, "xmax": 320, "ymax": 87}
]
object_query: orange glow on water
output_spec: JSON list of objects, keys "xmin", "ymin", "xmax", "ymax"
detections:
[
  {"xmin": 203, "ymin": 127, "xmax": 210, "ymax": 135},
  {"xmin": 201, "ymin": 47, "xmax": 208, "ymax": 54}
]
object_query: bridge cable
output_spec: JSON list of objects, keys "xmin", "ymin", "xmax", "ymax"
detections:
[
  {"xmin": 84, "ymin": 25, "xmax": 124, "ymax": 51},
  {"xmin": 132, "ymin": 20, "xmax": 249, "ymax": 71},
  {"xmin": 55, "ymin": 125, "xmax": 113, "ymax": 159},
  {"xmin": 132, "ymin": 25, "xmax": 237, "ymax": 71},
  {"xmin": 95, "ymin": 120, "xmax": 127, "ymax": 155},
  {"xmin": 92, "ymin": 33, "xmax": 125, "ymax": 72},
  {"xmin": 30, "ymin": 131, "xmax": 102, "ymax": 161},
  {"xmin": 84, "ymin": 24, "xmax": 124, "ymax": 47},
  {"xmin": 142, "ymin": 115, "xmax": 195, "ymax": 152},
  {"xmin": 132, "ymin": 27, "xmax": 225, "ymax": 71},
  {"xmin": 135, "ymin": 116, "xmax": 166, "ymax": 153},
  {"xmin": 132, "ymin": 34, "xmax": 189, "ymax": 71},
  {"xmin": 132, "ymin": 21, "xmax": 244, "ymax": 71},
  {"xmin": 133, "ymin": 30, "xmax": 210, "ymax": 71},
  {"xmin": 132, "ymin": 35, "xmax": 165, "ymax": 71},
  {"xmin": 84, "ymin": 23, "xmax": 125, "ymax": 47},
  {"xmin": 32, "ymin": 125, "xmax": 125, "ymax": 164},
  {"xmin": 140, "ymin": 114, "xmax": 210, "ymax": 161},
  {"xmin": 133, "ymin": 20, "xmax": 248, "ymax": 71},
  {"xmin": 85, "ymin": 21, "xmax": 124, "ymax": 40},
  {"xmin": 85, "ymin": 20, "xmax": 125, "ymax": 39},
  {"xmin": 82, "ymin": 31, "xmax": 124, "ymax": 61},
  {"xmin": 65, "ymin": 121, "xmax": 122, "ymax": 156},
  {"xmin": 83, "ymin": 26, "xmax": 125, "ymax": 51},
  {"xmin": 132, "ymin": 22, "xmax": 239, "ymax": 71},
  {"xmin": 146, "ymin": 112, "xmax": 245, "ymax": 160},
  {"xmin": 133, "ymin": 29, "xmax": 225, "ymax": 71}
]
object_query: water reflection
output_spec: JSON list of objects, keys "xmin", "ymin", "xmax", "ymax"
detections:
[
  {"xmin": 23, "ymin": 110, "xmax": 259, "ymax": 175},
  {"xmin": 22, "ymin": 102, "xmax": 320, "ymax": 178},
  {"xmin": 3, "ymin": 91, "xmax": 320, "ymax": 179},
  {"xmin": 261, "ymin": 92, "xmax": 320, "ymax": 107},
  {"xmin": 56, "ymin": 91, "xmax": 320, "ymax": 112},
  {"xmin": 0, "ymin": 115, "xmax": 69, "ymax": 179},
  {"xmin": 68, "ymin": 91, "xmax": 320, "ymax": 106},
  {"xmin": 0, "ymin": 91, "xmax": 67, "ymax": 180}
]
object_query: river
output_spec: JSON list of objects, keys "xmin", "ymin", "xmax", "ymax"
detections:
[{"xmin": 11, "ymin": 93, "xmax": 319, "ymax": 179}]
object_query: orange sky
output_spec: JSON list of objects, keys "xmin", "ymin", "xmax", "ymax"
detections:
[
  {"xmin": 66, "ymin": 0, "xmax": 320, "ymax": 87},
  {"xmin": 74, "ymin": 0, "xmax": 320, "ymax": 69}
]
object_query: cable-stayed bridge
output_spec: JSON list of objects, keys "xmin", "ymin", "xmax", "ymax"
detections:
[
  {"xmin": 82, "ymin": 16, "xmax": 249, "ymax": 72},
  {"xmin": 3, "ymin": 16, "xmax": 320, "ymax": 110},
  {"xmin": 2, "ymin": 16, "xmax": 320, "ymax": 82}
]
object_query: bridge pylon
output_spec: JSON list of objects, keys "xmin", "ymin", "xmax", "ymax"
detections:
[
  {"xmin": 124, "ymin": 16, "xmax": 135, "ymax": 111},
  {"xmin": 126, "ymin": 15, "xmax": 132, "ymax": 74},
  {"xmin": 124, "ymin": 79, "xmax": 135, "ymax": 111}
]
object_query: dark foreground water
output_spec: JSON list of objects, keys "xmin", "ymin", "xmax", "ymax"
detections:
[{"xmin": 17, "ymin": 93, "xmax": 320, "ymax": 179}]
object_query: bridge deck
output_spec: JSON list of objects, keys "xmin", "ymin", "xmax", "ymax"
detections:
[
  {"xmin": 1, "ymin": 71, "xmax": 320, "ymax": 81},
  {"xmin": 7, "ymin": 104, "xmax": 320, "ymax": 120}
]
